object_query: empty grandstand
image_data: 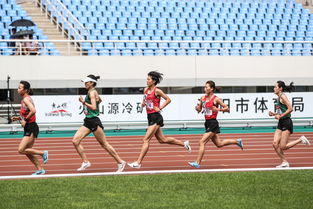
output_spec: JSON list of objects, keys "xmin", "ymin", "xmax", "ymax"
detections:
[{"xmin": 0, "ymin": 0, "xmax": 313, "ymax": 55}]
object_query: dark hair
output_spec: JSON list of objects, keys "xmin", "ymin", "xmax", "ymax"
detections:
[
  {"xmin": 87, "ymin": 74, "xmax": 100, "ymax": 87},
  {"xmin": 277, "ymin": 81, "xmax": 295, "ymax": 92},
  {"xmin": 206, "ymin": 80, "xmax": 216, "ymax": 91},
  {"xmin": 20, "ymin": 80, "xmax": 33, "ymax": 95},
  {"xmin": 148, "ymin": 71, "xmax": 163, "ymax": 85}
]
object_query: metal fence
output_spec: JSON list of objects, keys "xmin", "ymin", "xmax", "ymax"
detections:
[
  {"xmin": 0, "ymin": 104, "xmax": 313, "ymax": 133},
  {"xmin": 0, "ymin": 39, "xmax": 312, "ymax": 56}
]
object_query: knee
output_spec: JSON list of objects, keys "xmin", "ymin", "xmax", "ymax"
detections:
[
  {"xmin": 280, "ymin": 145, "xmax": 287, "ymax": 150},
  {"xmin": 215, "ymin": 144, "xmax": 223, "ymax": 148},
  {"xmin": 18, "ymin": 148, "xmax": 25, "ymax": 154},
  {"xmin": 142, "ymin": 137, "xmax": 151, "ymax": 144},
  {"xmin": 101, "ymin": 141, "xmax": 109, "ymax": 149},
  {"xmin": 272, "ymin": 142, "xmax": 279, "ymax": 149},
  {"xmin": 199, "ymin": 140, "xmax": 208, "ymax": 147},
  {"xmin": 158, "ymin": 139, "xmax": 166, "ymax": 144},
  {"xmin": 156, "ymin": 136, "xmax": 167, "ymax": 143},
  {"xmin": 72, "ymin": 138, "xmax": 80, "ymax": 146}
]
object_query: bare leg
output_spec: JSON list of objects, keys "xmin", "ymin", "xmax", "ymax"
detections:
[
  {"xmin": 195, "ymin": 132, "xmax": 215, "ymax": 164},
  {"xmin": 135, "ymin": 124, "xmax": 160, "ymax": 164},
  {"xmin": 211, "ymin": 134, "xmax": 238, "ymax": 148},
  {"xmin": 272, "ymin": 129, "xmax": 286, "ymax": 163},
  {"xmin": 93, "ymin": 127, "xmax": 124, "ymax": 164},
  {"xmin": 18, "ymin": 134, "xmax": 42, "ymax": 170},
  {"xmin": 155, "ymin": 128, "xmax": 184, "ymax": 146},
  {"xmin": 72, "ymin": 126, "xmax": 91, "ymax": 163},
  {"xmin": 26, "ymin": 154, "xmax": 41, "ymax": 170},
  {"xmin": 285, "ymin": 134, "xmax": 302, "ymax": 149}
]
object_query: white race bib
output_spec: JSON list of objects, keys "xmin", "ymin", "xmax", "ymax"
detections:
[{"xmin": 146, "ymin": 100, "xmax": 154, "ymax": 110}]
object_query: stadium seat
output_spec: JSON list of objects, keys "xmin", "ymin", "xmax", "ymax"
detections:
[{"xmin": 21, "ymin": 0, "xmax": 311, "ymax": 56}]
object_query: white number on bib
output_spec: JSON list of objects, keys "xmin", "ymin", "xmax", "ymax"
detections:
[{"xmin": 146, "ymin": 100, "xmax": 154, "ymax": 110}]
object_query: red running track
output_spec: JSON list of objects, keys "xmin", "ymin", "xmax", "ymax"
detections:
[{"xmin": 0, "ymin": 132, "xmax": 312, "ymax": 176}]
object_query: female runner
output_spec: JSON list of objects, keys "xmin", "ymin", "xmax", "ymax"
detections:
[
  {"xmin": 269, "ymin": 81, "xmax": 310, "ymax": 168},
  {"xmin": 128, "ymin": 71, "xmax": 191, "ymax": 169},
  {"xmin": 11, "ymin": 81, "xmax": 48, "ymax": 175},
  {"xmin": 73, "ymin": 74, "xmax": 126, "ymax": 172},
  {"xmin": 189, "ymin": 80, "xmax": 243, "ymax": 168}
]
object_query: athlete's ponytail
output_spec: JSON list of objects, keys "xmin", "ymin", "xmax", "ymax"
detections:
[
  {"xmin": 20, "ymin": 80, "xmax": 33, "ymax": 95},
  {"xmin": 277, "ymin": 81, "xmax": 295, "ymax": 93},
  {"xmin": 148, "ymin": 71, "xmax": 163, "ymax": 85},
  {"xmin": 86, "ymin": 74, "xmax": 100, "ymax": 87}
]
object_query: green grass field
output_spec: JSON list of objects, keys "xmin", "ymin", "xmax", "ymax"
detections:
[{"xmin": 1, "ymin": 170, "xmax": 312, "ymax": 209}]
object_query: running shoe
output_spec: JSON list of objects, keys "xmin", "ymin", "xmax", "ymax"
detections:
[
  {"xmin": 236, "ymin": 138, "xmax": 244, "ymax": 150},
  {"xmin": 276, "ymin": 162, "xmax": 290, "ymax": 168},
  {"xmin": 77, "ymin": 161, "xmax": 91, "ymax": 171},
  {"xmin": 32, "ymin": 169, "xmax": 45, "ymax": 175},
  {"xmin": 43, "ymin": 150, "xmax": 48, "ymax": 164},
  {"xmin": 300, "ymin": 136, "xmax": 311, "ymax": 146},
  {"xmin": 116, "ymin": 161, "xmax": 126, "ymax": 172},
  {"xmin": 184, "ymin": 140, "xmax": 192, "ymax": 153},
  {"xmin": 127, "ymin": 161, "xmax": 141, "ymax": 169},
  {"xmin": 188, "ymin": 161, "xmax": 200, "ymax": 168}
]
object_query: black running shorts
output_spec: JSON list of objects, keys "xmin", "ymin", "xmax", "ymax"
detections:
[
  {"xmin": 24, "ymin": 122, "xmax": 39, "ymax": 138},
  {"xmin": 83, "ymin": 117, "xmax": 104, "ymax": 132},
  {"xmin": 204, "ymin": 119, "xmax": 220, "ymax": 134},
  {"xmin": 147, "ymin": 112, "xmax": 164, "ymax": 127},
  {"xmin": 277, "ymin": 117, "xmax": 293, "ymax": 134}
]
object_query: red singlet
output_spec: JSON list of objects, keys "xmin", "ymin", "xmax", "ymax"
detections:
[
  {"xmin": 144, "ymin": 87, "xmax": 160, "ymax": 114},
  {"xmin": 202, "ymin": 95, "xmax": 218, "ymax": 120},
  {"xmin": 20, "ymin": 96, "xmax": 36, "ymax": 123}
]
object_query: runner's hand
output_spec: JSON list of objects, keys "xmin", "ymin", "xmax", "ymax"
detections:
[
  {"xmin": 269, "ymin": 111, "xmax": 275, "ymax": 116},
  {"xmin": 21, "ymin": 120, "xmax": 26, "ymax": 127},
  {"xmin": 11, "ymin": 116, "xmax": 20, "ymax": 121},
  {"xmin": 153, "ymin": 106, "xmax": 161, "ymax": 112}
]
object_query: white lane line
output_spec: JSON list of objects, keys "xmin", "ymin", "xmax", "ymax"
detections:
[{"xmin": 1, "ymin": 167, "xmax": 313, "ymax": 180}]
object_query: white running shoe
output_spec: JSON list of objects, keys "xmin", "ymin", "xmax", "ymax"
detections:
[
  {"xmin": 276, "ymin": 162, "xmax": 290, "ymax": 168},
  {"xmin": 300, "ymin": 135, "xmax": 311, "ymax": 146},
  {"xmin": 77, "ymin": 161, "xmax": 91, "ymax": 171},
  {"xmin": 127, "ymin": 161, "xmax": 141, "ymax": 169},
  {"xmin": 184, "ymin": 140, "xmax": 192, "ymax": 153},
  {"xmin": 116, "ymin": 161, "xmax": 126, "ymax": 172}
]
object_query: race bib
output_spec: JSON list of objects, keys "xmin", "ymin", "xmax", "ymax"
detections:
[
  {"xmin": 202, "ymin": 102, "xmax": 212, "ymax": 116},
  {"xmin": 146, "ymin": 100, "xmax": 154, "ymax": 110},
  {"xmin": 83, "ymin": 105, "xmax": 88, "ymax": 115},
  {"xmin": 275, "ymin": 105, "xmax": 282, "ymax": 114},
  {"xmin": 204, "ymin": 107, "xmax": 213, "ymax": 116}
]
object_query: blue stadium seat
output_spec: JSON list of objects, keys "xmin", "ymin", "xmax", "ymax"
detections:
[
  {"xmin": 166, "ymin": 49, "xmax": 176, "ymax": 56},
  {"xmin": 27, "ymin": 0, "xmax": 311, "ymax": 56},
  {"xmin": 251, "ymin": 49, "xmax": 261, "ymax": 56},
  {"xmin": 155, "ymin": 49, "xmax": 165, "ymax": 56},
  {"xmin": 271, "ymin": 49, "xmax": 282, "ymax": 56},
  {"xmin": 188, "ymin": 49, "xmax": 198, "ymax": 56},
  {"xmin": 292, "ymin": 49, "xmax": 302, "ymax": 56},
  {"xmin": 198, "ymin": 49, "xmax": 208, "ymax": 56},
  {"xmin": 143, "ymin": 49, "xmax": 154, "ymax": 56},
  {"xmin": 208, "ymin": 49, "xmax": 219, "ymax": 56}
]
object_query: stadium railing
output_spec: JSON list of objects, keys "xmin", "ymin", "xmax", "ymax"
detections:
[
  {"xmin": 0, "ymin": 104, "xmax": 312, "ymax": 133},
  {"xmin": 0, "ymin": 39, "xmax": 312, "ymax": 56},
  {"xmin": 0, "ymin": 118, "xmax": 312, "ymax": 133},
  {"xmin": 36, "ymin": 0, "xmax": 88, "ymax": 42}
]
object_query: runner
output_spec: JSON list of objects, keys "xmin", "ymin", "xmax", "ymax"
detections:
[
  {"xmin": 128, "ymin": 71, "xmax": 191, "ymax": 169},
  {"xmin": 269, "ymin": 81, "xmax": 310, "ymax": 168},
  {"xmin": 73, "ymin": 74, "xmax": 126, "ymax": 172},
  {"xmin": 188, "ymin": 80, "xmax": 243, "ymax": 168},
  {"xmin": 11, "ymin": 80, "xmax": 48, "ymax": 175}
]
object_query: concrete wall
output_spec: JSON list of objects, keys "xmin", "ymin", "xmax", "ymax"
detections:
[{"xmin": 0, "ymin": 56, "xmax": 312, "ymax": 88}]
